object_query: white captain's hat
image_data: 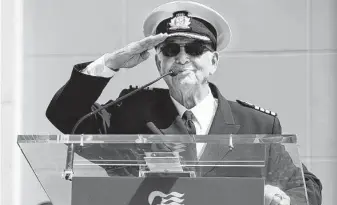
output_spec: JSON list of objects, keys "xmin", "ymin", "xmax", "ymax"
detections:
[{"xmin": 143, "ymin": 1, "xmax": 231, "ymax": 51}]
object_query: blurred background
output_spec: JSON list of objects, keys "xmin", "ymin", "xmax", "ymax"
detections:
[{"xmin": 1, "ymin": 0, "xmax": 337, "ymax": 204}]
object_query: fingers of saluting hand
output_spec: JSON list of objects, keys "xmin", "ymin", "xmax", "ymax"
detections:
[
  {"xmin": 129, "ymin": 33, "xmax": 168, "ymax": 53},
  {"xmin": 103, "ymin": 33, "xmax": 168, "ymax": 70}
]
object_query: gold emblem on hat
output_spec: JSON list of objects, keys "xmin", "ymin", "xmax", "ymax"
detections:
[{"xmin": 169, "ymin": 12, "xmax": 191, "ymax": 30}]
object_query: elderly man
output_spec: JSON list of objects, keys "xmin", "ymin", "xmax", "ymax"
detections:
[{"xmin": 46, "ymin": 1, "xmax": 322, "ymax": 205}]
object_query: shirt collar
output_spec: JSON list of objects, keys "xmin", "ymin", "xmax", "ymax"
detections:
[{"xmin": 170, "ymin": 87, "xmax": 216, "ymax": 127}]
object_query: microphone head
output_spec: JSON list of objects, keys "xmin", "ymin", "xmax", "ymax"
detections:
[{"xmin": 169, "ymin": 69, "xmax": 181, "ymax": 76}]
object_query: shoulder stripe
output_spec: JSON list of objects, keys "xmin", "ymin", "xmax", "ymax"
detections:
[{"xmin": 236, "ymin": 99, "xmax": 277, "ymax": 116}]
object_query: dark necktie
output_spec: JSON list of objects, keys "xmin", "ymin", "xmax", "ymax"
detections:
[
  {"xmin": 182, "ymin": 110, "xmax": 198, "ymax": 176},
  {"xmin": 182, "ymin": 110, "xmax": 196, "ymax": 134}
]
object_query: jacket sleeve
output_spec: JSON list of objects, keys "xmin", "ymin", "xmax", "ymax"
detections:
[
  {"xmin": 302, "ymin": 164, "xmax": 323, "ymax": 205},
  {"xmin": 271, "ymin": 117, "xmax": 322, "ymax": 205},
  {"xmin": 46, "ymin": 62, "xmax": 112, "ymax": 134},
  {"xmin": 266, "ymin": 143, "xmax": 307, "ymax": 205}
]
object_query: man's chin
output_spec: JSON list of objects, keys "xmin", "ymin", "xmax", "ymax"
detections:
[
  {"xmin": 172, "ymin": 79, "xmax": 198, "ymax": 90},
  {"xmin": 179, "ymin": 79, "xmax": 197, "ymax": 86}
]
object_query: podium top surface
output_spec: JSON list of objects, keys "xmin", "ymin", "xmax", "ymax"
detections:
[{"xmin": 17, "ymin": 134, "xmax": 297, "ymax": 144}]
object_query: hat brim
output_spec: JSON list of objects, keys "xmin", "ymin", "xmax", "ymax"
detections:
[{"xmin": 167, "ymin": 32, "xmax": 211, "ymax": 42}]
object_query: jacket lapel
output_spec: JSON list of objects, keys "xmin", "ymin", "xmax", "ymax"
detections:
[
  {"xmin": 144, "ymin": 91, "xmax": 188, "ymax": 135},
  {"xmin": 208, "ymin": 83, "xmax": 240, "ymax": 134},
  {"xmin": 199, "ymin": 84, "xmax": 241, "ymax": 176},
  {"xmin": 160, "ymin": 116, "xmax": 189, "ymax": 135}
]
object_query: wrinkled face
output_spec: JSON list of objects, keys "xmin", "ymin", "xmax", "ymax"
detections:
[{"xmin": 155, "ymin": 37, "xmax": 219, "ymax": 90}]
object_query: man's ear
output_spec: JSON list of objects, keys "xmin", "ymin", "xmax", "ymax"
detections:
[
  {"xmin": 210, "ymin": 51, "xmax": 219, "ymax": 75},
  {"xmin": 212, "ymin": 52, "xmax": 219, "ymax": 66},
  {"xmin": 155, "ymin": 54, "xmax": 161, "ymax": 70}
]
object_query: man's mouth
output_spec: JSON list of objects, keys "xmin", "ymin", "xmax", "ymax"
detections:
[
  {"xmin": 173, "ymin": 68, "xmax": 194, "ymax": 74},
  {"xmin": 170, "ymin": 70, "xmax": 191, "ymax": 77}
]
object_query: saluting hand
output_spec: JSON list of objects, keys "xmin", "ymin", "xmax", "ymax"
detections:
[{"xmin": 104, "ymin": 33, "xmax": 168, "ymax": 71}]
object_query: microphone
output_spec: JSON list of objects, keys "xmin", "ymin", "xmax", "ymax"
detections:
[
  {"xmin": 63, "ymin": 69, "xmax": 180, "ymax": 180},
  {"xmin": 169, "ymin": 69, "xmax": 180, "ymax": 77}
]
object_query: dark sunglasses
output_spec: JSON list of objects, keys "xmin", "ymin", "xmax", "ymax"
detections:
[{"xmin": 159, "ymin": 41, "xmax": 214, "ymax": 57}]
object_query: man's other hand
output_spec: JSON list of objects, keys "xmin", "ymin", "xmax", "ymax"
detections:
[{"xmin": 265, "ymin": 184, "xmax": 291, "ymax": 205}]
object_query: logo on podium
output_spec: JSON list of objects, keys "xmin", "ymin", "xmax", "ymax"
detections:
[{"xmin": 148, "ymin": 191, "xmax": 185, "ymax": 205}]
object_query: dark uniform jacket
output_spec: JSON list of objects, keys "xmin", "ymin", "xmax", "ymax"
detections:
[{"xmin": 46, "ymin": 62, "xmax": 322, "ymax": 205}]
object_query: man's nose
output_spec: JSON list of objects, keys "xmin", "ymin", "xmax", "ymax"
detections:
[{"xmin": 175, "ymin": 47, "xmax": 190, "ymax": 64}]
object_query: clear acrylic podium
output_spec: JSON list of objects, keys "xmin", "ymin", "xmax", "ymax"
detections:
[{"xmin": 17, "ymin": 134, "xmax": 309, "ymax": 205}]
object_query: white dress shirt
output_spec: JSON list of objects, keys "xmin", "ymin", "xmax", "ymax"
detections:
[{"xmin": 83, "ymin": 57, "xmax": 219, "ymax": 158}]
